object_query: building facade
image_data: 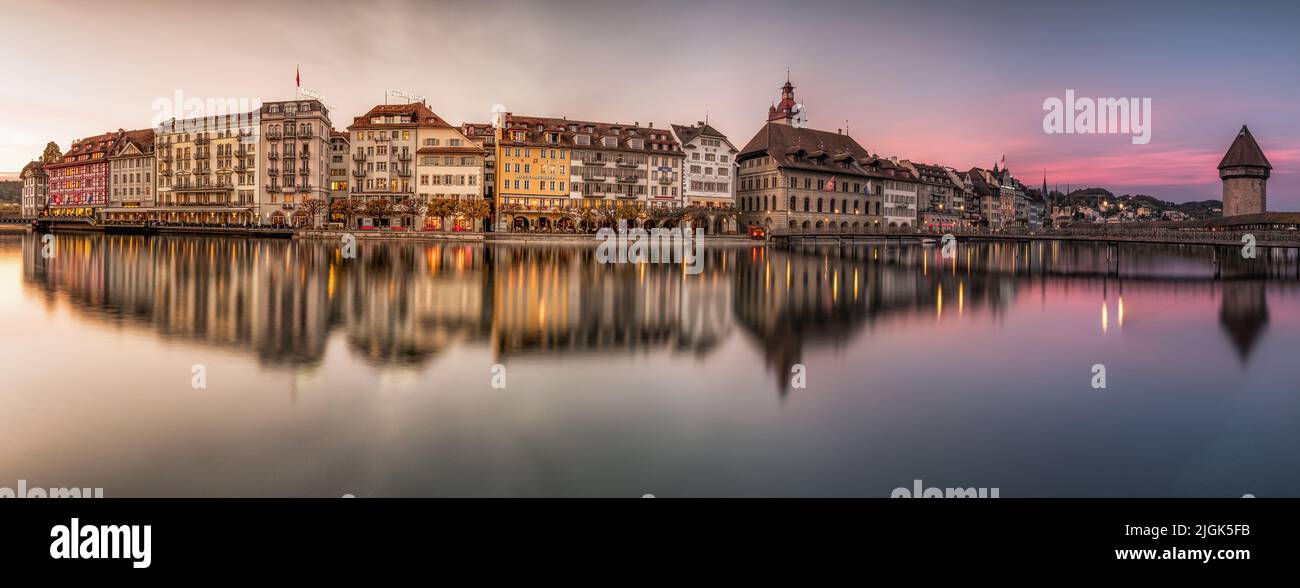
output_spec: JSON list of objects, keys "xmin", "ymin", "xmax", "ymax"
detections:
[
  {"xmin": 347, "ymin": 103, "xmax": 446, "ymax": 227},
  {"xmin": 19, "ymin": 161, "xmax": 48, "ymax": 218},
  {"xmin": 672, "ymin": 122, "xmax": 737, "ymax": 209},
  {"xmin": 416, "ymin": 119, "xmax": 486, "ymax": 230},
  {"xmin": 494, "ymin": 114, "xmax": 684, "ymax": 231},
  {"xmin": 902, "ymin": 160, "xmax": 961, "ymax": 231},
  {"xmin": 43, "ymin": 131, "xmax": 119, "ymax": 217},
  {"xmin": 260, "ymin": 99, "xmax": 331, "ymax": 226},
  {"xmin": 328, "ymin": 130, "xmax": 350, "ymax": 201},
  {"xmin": 101, "ymin": 129, "xmax": 155, "ymax": 222},
  {"xmin": 156, "ymin": 113, "xmax": 258, "ymax": 225}
]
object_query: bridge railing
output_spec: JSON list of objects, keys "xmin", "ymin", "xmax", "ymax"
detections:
[{"xmin": 770, "ymin": 225, "xmax": 1300, "ymax": 245}]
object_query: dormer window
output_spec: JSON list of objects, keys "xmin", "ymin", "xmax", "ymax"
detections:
[
  {"xmin": 575, "ymin": 135, "xmax": 591, "ymax": 146},
  {"xmin": 628, "ymin": 139, "xmax": 644, "ymax": 150},
  {"xmin": 601, "ymin": 137, "xmax": 617, "ymax": 148},
  {"xmin": 546, "ymin": 132, "xmax": 559, "ymax": 143}
]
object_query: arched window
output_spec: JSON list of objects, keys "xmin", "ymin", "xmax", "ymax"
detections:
[
  {"xmin": 817, "ymin": 198, "xmax": 824, "ymax": 213},
  {"xmin": 803, "ymin": 197, "xmax": 810, "ymax": 212}
]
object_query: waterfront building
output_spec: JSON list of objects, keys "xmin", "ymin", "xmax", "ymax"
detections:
[
  {"xmin": 966, "ymin": 167, "xmax": 1003, "ymax": 228},
  {"xmin": 346, "ymin": 102, "xmax": 445, "ymax": 228},
  {"xmin": 901, "ymin": 160, "xmax": 960, "ymax": 231},
  {"xmin": 1219, "ymin": 125, "xmax": 1271, "ymax": 217},
  {"xmin": 260, "ymin": 99, "xmax": 332, "ymax": 226},
  {"xmin": 101, "ymin": 128, "xmax": 155, "ymax": 222},
  {"xmin": 328, "ymin": 130, "xmax": 350, "ymax": 201},
  {"xmin": 43, "ymin": 131, "xmax": 120, "ymax": 216},
  {"xmin": 19, "ymin": 160, "xmax": 48, "ymax": 218},
  {"xmin": 567, "ymin": 118, "xmax": 683, "ymax": 214},
  {"xmin": 415, "ymin": 118, "xmax": 486, "ymax": 230},
  {"xmin": 671, "ymin": 121, "xmax": 737, "ymax": 209},
  {"xmin": 869, "ymin": 157, "xmax": 919, "ymax": 231},
  {"xmin": 156, "ymin": 112, "xmax": 258, "ymax": 225},
  {"xmin": 946, "ymin": 168, "xmax": 980, "ymax": 228},
  {"xmin": 736, "ymin": 79, "xmax": 879, "ymax": 233},
  {"xmin": 494, "ymin": 114, "xmax": 683, "ymax": 231},
  {"xmin": 1027, "ymin": 191, "xmax": 1045, "ymax": 229},
  {"xmin": 462, "ymin": 122, "xmax": 497, "ymax": 225},
  {"xmin": 492, "ymin": 114, "xmax": 568, "ymax": 231}
]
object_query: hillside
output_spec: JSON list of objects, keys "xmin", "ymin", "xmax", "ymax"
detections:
[
  {"xmin": 0, "ymin": 181, "xmax": 20, "ymax": 203},
  {"xmin": 1052, "ymin": 187, "xmax": 1221, "ymax": 219}
]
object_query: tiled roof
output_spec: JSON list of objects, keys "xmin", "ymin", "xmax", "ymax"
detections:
[
  {"xmin": 739, "ymin": 122, "xmax": 905, "ymax": 180},
  {"xmin": 348, "ymin": 102, "xmax": 453, "ymax": 130},
  {"xmin": 1218, "ymin": 125, "xmax": 1271, "ymax": 170},
  {"xmin": 112, "ymin": 128, "xmax": 155, "ymax": 156},
  {"xmin": 499, "ymin": 114, "xmax": 681, "ymax": 153},
  {"xmin": 671, "ymin": 122, "xmax": 732, "ymax": 149},
  {"xmin": 20, "ymin": 160, "xmax": 46, "ymax": 177},
  {"xmin": 44, "ymin": 131, "xmax": 121, "ymax": 169}
]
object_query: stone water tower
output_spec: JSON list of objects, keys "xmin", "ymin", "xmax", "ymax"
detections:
[{"xmin": 1218, "ymin": 125, "xmax": 1271, "ymax": 216}]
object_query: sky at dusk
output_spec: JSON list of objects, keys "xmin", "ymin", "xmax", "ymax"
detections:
[{"xmin": 2, "ymin": 0, "xmax": 1299, "ymax": 206}]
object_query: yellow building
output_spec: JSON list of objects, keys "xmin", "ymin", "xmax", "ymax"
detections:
[{"xmin": 494, "ymin": 113, "xmax": 571, "ymax": 230}]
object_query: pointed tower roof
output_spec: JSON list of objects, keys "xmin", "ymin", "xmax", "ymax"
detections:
[{"xmin": 1218, "ymin": 125, "xmax": 1271, "ymax": 170}]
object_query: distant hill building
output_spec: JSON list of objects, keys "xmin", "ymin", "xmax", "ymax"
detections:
[{"xmin": 1218, "ymin": 125, "xmax": 1271, "ymax": 217}]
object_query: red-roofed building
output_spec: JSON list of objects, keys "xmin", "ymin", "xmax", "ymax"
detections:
[{"xmin": 44, "ymin": 131, "xmax": 122, "ymax": 214}]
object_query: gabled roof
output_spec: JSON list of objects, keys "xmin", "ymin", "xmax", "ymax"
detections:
[
  {"xmin": 348, "ymin": 102, "xmax": 453, "ymax": 130},
  {"xmin": 20, "ymin": 160, "xmax": 46, "ymax": 178},
  {"xmin": 738, "ymin": 122, "xmax": 877, "ymax": 177},
  {"xmin": 499, "ymin": 114, "xmax": 681, "ymax": 153},
  {"xmin": 110, "ymin": 128, "xmax": 155, "ymax": 157},
  {"xmin": 671, "ymin": 122, "xmax": 736, "ymax": 152},
  {"xmin": 1218, "ymin": 125, "xmax": 1271, "ymax": 170}
]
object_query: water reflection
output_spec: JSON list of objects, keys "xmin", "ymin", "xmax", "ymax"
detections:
[
  {"xmin": 17, "ymin": 234, "xmax": 1297, "ymax": 377},
  {"xmin": 7, "ymin": 232, "xmax": 1300, "ymax": 497}
]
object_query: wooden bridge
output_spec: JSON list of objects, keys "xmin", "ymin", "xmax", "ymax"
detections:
[{"xmin": 768, "ymin": 228, "xmax": 1300, "ymax": 249}]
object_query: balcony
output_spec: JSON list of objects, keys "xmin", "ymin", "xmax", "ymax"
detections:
[
  {"xmin": 267, "ymin": 168, "xmax": 279, "ymax": 177},
  {"xmin": 397, "ymin": 167, "xmax": 411, "ymax": 177},
  {"xmin": 297, "ymin": 184, "xmax": 311, "ymax": 193},
  {"xmin": 352, "ymin": 152, "xmax": 366, "ymax": 162},
  {"xmin": 234, "ymin": 164, "xmax": 248, "ymax": 173},
  {"xmin": 299, "ymin": 151, "xmax": 310, "ymax": 160},
  {"xmin": 581, "ymin": 159, "xmax": 607, "ymax": 167},
  {"xmin": 616, "ymin": 160, "xmax": 637, "ymax": 168},
  {"xmin": 352, "ymin": 169, "xmax": 367, "ymax": 177},
  {"xmin": 299, "ymin": 128, "xmax": 314, "ymax": 138},
  {"xmin": 374, "ymin": 135, "xmax": 391, "ymax": 142},
  {"xmin": 266, "ymin": 131, "xmax": 280, "ymax": 140},
  {"xmin": 617, "ymin": 176, "xmax": 638, "ymax": 183},
  {"xmin": 158, "ymin": 154, "xmax": 173, "ymax": 163},
  {"xmin": 195, "ymin": 136, "xmax": 210, "ymax": 145},
  {"xmin": 658, "ymin": 176, "xmax": 673, "ymax": 184},
  {"xmin": 397, "ymin": 152, "xmax": 411, "ymax": 162},
  {"xmin": 160, "ymin": 169, "xmax": 173, "ymax": 177}
]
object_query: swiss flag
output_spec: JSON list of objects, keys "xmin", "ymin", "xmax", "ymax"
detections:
[{"xmin": 824, "ymin": 176, "xmax": 836, "ymax": 192}]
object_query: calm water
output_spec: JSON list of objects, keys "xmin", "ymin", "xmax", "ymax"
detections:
[{"xmin": 1, "ymin": 232, "xmax": 1298, "ymax": 497}]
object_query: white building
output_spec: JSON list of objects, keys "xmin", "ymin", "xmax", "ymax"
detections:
[
  {"xmin": 671, "ymin": 122, "xmax": 737, "ymax": 209},
  {"xmin": 19, "ymin": 161, "xmax": 48, "ymax": 218}
]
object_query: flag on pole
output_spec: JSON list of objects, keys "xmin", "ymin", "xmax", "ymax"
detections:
[
  {"xmin": 296, "ymin": 65, "xmax": 301, "ymax": 88},
  {"xmin": 824, "ymin": 176, "xmax": 836, "ymax": 192}
]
